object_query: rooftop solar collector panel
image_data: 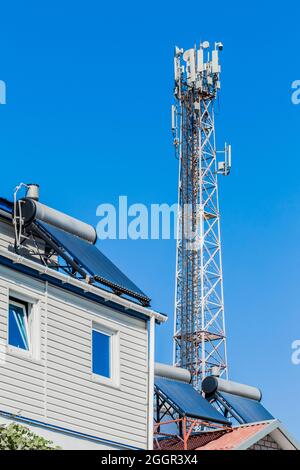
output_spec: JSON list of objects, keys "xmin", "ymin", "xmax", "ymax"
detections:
[
  {"xmin": 0, "ymin": 198, "xmax": 13, "ymax": 215},
  {"xmin": 218, "ymin": 391, "xmax": 274, "ymax": 424},
  {"xmin": 36, "ymin": 221, "xmax": 149, "ymax": 303},
  {"xmin": 155, "ymin": 376, "xmax": 230, "ymax": 424}
]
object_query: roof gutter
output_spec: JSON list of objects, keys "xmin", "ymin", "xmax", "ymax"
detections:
[{"xmin": 0, "ymin": 247, "xmax": 167, "ymax": 324}]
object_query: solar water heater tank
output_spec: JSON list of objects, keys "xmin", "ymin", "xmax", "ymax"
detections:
[
  {"xmin": 154, "ymin": 362, "xmax": 191, "ymax": 383},
  {"xmin": 19, "ymin": 198, "xmax": 97, "ymax": 244},
  {"xmin": 202, "ymin": 376, "xmax": 262, "ymax": 401}
]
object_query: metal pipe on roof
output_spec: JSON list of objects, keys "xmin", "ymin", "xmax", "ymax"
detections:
[
  {"xmin": 19, "ymin": 199, "xmax": 97, "ymax": 244},
  {"xmin": 25, "ymin": 184, "xmax": 40, "ymax": 201},
  {"xmin": 202, "ymin": 376, "xmax": 262, "ymax": 401},
  {"xmin": 154, "ymin": 362, "xmax": 191, "ymax": 383}
]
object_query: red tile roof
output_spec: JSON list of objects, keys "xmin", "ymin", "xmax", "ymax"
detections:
[
  {"xmin": 154, "ymin": 423, "xmax": 270, "ymax": 451},
  {"xmin": 154, "ymin": 430, "xmax": 227, "ymax": 451},
  {"xmin": 198, "ymin": 423, "xmax": 269, "ymax": 450}
]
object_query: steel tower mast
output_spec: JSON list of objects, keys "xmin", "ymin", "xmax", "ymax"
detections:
[{"xmin": 172, "ymin": 41, "xmax": 231, "ymax": 390}]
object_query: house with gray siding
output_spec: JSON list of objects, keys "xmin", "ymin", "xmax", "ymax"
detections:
[{"xmin": 0, "ymin": 189, "xmax": 166, "ymax": 450}]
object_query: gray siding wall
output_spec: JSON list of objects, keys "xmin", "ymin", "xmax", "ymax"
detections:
[
  {"xmin": 0, "ymin": 220, "xmax": 149, "ymax": 449},
  {"xmin": 0, "ymin": 219, "xmax": 15, "ymax": 251},
  {"xmin": 0, "ymin": 219, "xmax": 51, "ymax": 265}
]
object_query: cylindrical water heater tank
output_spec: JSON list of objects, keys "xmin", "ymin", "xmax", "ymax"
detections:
[
  {"xmin": 20, "ymin": 198, "xmax": 97, "ymax": 244},
  {"xmin": 154, "ymin": 362, "xmax": 191, "ymax": 383},
  {"xmin": 202, "ymin": 376, "xmax": 262, "ymax": 401}
]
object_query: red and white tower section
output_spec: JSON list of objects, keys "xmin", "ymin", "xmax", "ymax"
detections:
[{"xmin": 172, "ymin": 41, "xmax": 231, "ymax": 390}]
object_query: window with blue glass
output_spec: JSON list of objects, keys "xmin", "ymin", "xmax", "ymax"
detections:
[
  {"xmin": 8, "ymin": 300, "xmax": 30, "ymax": 351},
  {"xmin": 92, "ymin": 329, "xmax": 111, "ymax": 378}
]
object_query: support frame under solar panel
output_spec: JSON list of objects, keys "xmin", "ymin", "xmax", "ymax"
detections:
[
  {"xmin": 215, "ymin": 391, "xmax": 274, "ymax": 424},
  {"xmin": 154, "ymin": 376, "xmax": 231, "ymax": 425},
  {"xmin": 28, "ymin": 221, "xmax": 151, "ymax": 306}
]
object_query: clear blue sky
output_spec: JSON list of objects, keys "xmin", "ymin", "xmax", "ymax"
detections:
[{"xmin": 0, "ymin": 1, "xmax": 300, "ymax": 439}]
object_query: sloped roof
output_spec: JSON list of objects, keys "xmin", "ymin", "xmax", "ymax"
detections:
[
  {"xmin": 154, "ymin": 430, "xmax": 227, "ymax": 451},
  {"xmin": 154, "ymin": 420, "xmax": 300, "ymax": 451},
  {"xmin": 0, "ymin": 197, "xmax": 167, "ymax": 322},
  {"xmin": 197, "ymin": 422, "xmax": 268, "ymax": 450},
  {"xmin": 0, "ymin": 197, "xmax": 150, "ymax": 305}
]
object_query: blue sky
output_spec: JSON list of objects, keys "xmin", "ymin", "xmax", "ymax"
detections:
[{"xmin": 0, "ymin": 1, "xmax": 300, "ymax": 439}]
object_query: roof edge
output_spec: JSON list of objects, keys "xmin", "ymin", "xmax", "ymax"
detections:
[
  {"xmin": 235, "ymin": 420, "xmax": 299, "ymax": 450},
  {"xmin": 0, "ymin": 248, "xmax": 167, "ymax": 323},
  {"xmin": 270, "ymin": 421, "xmax": 300, "ymax": 450}
]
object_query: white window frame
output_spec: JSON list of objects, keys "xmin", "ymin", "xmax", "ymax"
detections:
[
  {"xmin": 7, "ymin": 292, "xmax": 41, "ymax": 361},
  {"xmin": 91, "ymin": 322, "xmax": 120, "ymax": 388},
  {"xmin": 8, "ymin": 300, "xmax": 30, "ymax": 351}
]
